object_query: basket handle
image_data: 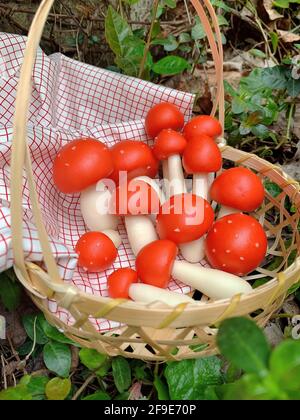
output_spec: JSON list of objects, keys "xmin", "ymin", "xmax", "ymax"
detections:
[{"xmin": 10, "ymin": 0, "xmax": 224, "ymax": 283}]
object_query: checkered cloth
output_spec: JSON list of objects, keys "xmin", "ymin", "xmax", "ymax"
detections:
[{"xmin": 0, "ymin": 32, "xmax": 197, "ymax": 331}]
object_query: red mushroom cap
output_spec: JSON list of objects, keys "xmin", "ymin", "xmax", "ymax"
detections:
[
  {"xmin": 136, "ymin": 239, "xmax": 178, "ymax": 288},
  {"xmin": 110, "ymin": 178, "xmax": 160, "ymax": 216},
  {"xmin": 53, "ymin": 138, "xmax": 113, "ymax": 194},
  {"xmin": 108, "ymin": 268, "xmax": 138, "ymax": 299},
  {"xmin": 75, "ymin": 232, "xmax": 117, "ymax": 272},
  {"xmin": 184, "ymin": 115, "xmax": 222, "ymax": 140},
  {"xmin": 210, "ymin": 167, "xmax": 265, "ymax": 212},
  {"xmin": 153, "ymin": 129, "xmax": 187, "ymax": 160},
  {"xmin": 109, "ymin": 140, "xmax": 158, "ymax": 184},
  {"xmin": 182, "ymin": 134, "xmax": 222, "ymax": 174},
  {"xmin": 205, "ymin": 214, "xmax": 268, "ymax": 275},
  {"xmin": 156, "ymin": 193, "xmax": 215, "ymax": 244},
  {"xmin": 145, "ymin": 102, "xmax": 184, "ymax": 138}
]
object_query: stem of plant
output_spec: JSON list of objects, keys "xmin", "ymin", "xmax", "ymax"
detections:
[
  {"xmin": 286, "ymin": 102, "xmax": 295, "ymax": 141},
  {"xmin": 138, "ymin": 0, "xmax": 160, "ymax": 79}
]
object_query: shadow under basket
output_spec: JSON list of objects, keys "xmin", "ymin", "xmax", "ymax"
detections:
[{"xmin": 10, "ymin": 0, "xmax": 300, "ymax": 361}]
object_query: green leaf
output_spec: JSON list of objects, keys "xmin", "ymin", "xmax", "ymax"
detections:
[
  {"xmin": 38, "ymin": 315, "xmax": 76, "ymax": 346},
  {"xmin": 79, "ymin": 348, "xmax": 108, "ymax": 375},
  {"xmin": 154, "ymin": 376, "xmax": 170, "ymax": 400},
  {"xmin": 115, "ymin": 36, "xmax": 152, "ymax": 78},
  {"xmin": 133, "ymin": 27, "xmax": 146, "ymax": 39},
  {"xmin": 240, "ymin": 68, "xmax": 265, "ymax": 92},
  {"xmin": 83, "ymin": 391, "xmax": 111, "ymax": 400},
  {"xmin": 249, "ymin": 49, "xmax": 267, "ymax": 59},
  {"xmin": 178, "ymin": 32, "xmax": 191, "ymax": 43},
  {"xmin": 288, "ymin": 281, "xmax": 300, "ymax": 295},
  {"xmin": 152, "ymin": 35, "xmax": 178, "ymax": 52},
  {"xmin": 295, "ymin": 44, "xmax": 300, "ymax": 50},
  {"xmin": 251, "ymin": 124, "xmax": 269, "ymax": 139},
  {"xmin": 151, "ymin": 22, "xmax": 162, "ymax": 39},
  {"xmin": 178, "ymin": 44, "xmax": 192, "ymax": 53},
  {"xmin": 43, "ymin": 341, "xmax": 71, "ymax": 378},
  {"xmin": 0, "ymin": 385, "xmax": 32, "ymax": 401},
  {"xmin": 45, "ymin": 378, "xmax": 71, "ymax": 400},
  {"xmin": 232, "ymin": 97, "xmax": 246, "ymax": 114},
  {"xmin": 20, "ymin": 375, "xmax": 49, "ymax": 400},
  {"xmin": 191, "ymin": 17, "xmax": 206, "ymax": 41},
  {"xmin": 153, "ymin": 56, "xmax": 190, "ymax": 75},
  {"xmin": 112, "ymin": 356, "xmax": 132, "ymax": 394},
  {"xmin": 239, "ymin": 123, "xmax": 251, "ymax": 136},
  {"xmin": 269, "ymin": 340, "xmax": 300, "ymax": 392},
  {"xmin": 217, "ymin": 15, "xmax": 229, "ymax": 26},
  {"xmin": 273, "ymin": 0, "xmax": 290, "ymax": 7},
  {"xmin": 22, "ymin": 314, "xmax": 49, "ymax": 345},
  {"xmin": 163, "ymin": 0, "xmax": 177, "ymax": 8},
  {"xmin": 270, "ymin": 32, "xmax": 279, "ymax": 54},
  {"xmin": 114, "ymin": 392, "xmax": 130, "ymax": 400},
  {"xmin": 217, "ymin": 318, "xmax": 270, "ymax": 375},
  {"xmin": 0, "ymin": 273, "xmax": 22, "ymax": 311},
  {"xmin": 260, "ymin": 66, "xmax": 288, "ymax": 90},
  {"xmin": 222, "ymin": 374, "xmax": 273, "ymax": 400},
  {"xmin": 165, "ymin": 356, "xmax": 223, "ymax": 400},
  {"xmin": 287, "ymin": 78, "xmax": 300, "ymax": 97},
  {"xmin": 210, "ymin": 0, "xmax": 233, "ymax": 12},
  {"xmin": 105, "ymin": 6, "xmax": 132, "ymax": 57},
  {"xmin": 264, "ymin": 181, "xmax": 282, "ymax": 198}
]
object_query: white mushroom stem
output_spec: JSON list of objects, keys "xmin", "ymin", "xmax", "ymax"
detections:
[
  {"xmin": 101, "ymin": 229, "xmax": 122, "ymax": 249},
  {"xmin": 180, "ymin": 172, "xmax": 210, "ymax": 263},
  {"xmin": 128, "ymin": 283, "xmax": 195, "ymax": 306},
  {"xmin": 125, "ymin": 215, "xmax": 158, "ymax": 256},
  {"xmin": 167, "ymin": 154, "xmax": 187, "ymax": 197},
  {"xmin": 162, "ymin": 160, "xmax": 170, "ymax": 199},
  {"xmin": 172, "ymin": 260, "xmax": 252, "ymax": 300},
  {"xmin": 124, "ymin": 177, "xmax": 164, "ymax": 256},
  {"xmin": 80, "ymin": 182, "xmax": 119, "ymax": 231},
  {"xmin": 217, "ymin": 206, "xmax": 240, "ymax": 219},
  {"xmin": 180, "ymin": 238, "xmax": 205, "ymax": 264},
  {"xmin": 193, "ymin": 173, "xmax": 209, "ymax": 200}
]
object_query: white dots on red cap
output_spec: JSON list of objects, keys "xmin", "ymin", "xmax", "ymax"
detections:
[
  {"xmin": 227, "ymin": 220, "xmax": 233, "ymax": 224},
  {"xmin": 226, "ymin": 249, "xmax": 231, "ymax": 254},
  {"xmin": 255, "ymin": 243, "xmax": 260, "ymax": 248},
  {"xmin": 240, "ymin": 256, "xmax": 245, "ymax": 261}
]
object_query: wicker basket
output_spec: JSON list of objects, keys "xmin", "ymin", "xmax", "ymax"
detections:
[{"xmin": 10, "ymin": 0, "xmax": 300, "ymax": 361}]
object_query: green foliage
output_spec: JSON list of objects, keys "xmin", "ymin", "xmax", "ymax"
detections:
[
  {"xmin": 83, "ymin": 391, "xmax": 111, "ymax": 400},
  {"xmin": 105, "ymin": 6, "xmax": 151, "ymax": 78},
  {"xmin": 225, "ymin": 63, "xmax": 299, "ymax": 159},
  {"xmin": 45, "ymin": 378, "xmax": 72, "ymax": 401},
  {"xmin": 79, "ymin": 348, "xmax": 110, "ymax": 376},
  {"xmin": 217, "ymin": 318, "xmax": 270, "ymax": 375},
  {"xmin": 153, "ymin": 56, "xmax": 190, "ymax": 75},
  {"xmin": 165, "ymin": 356, "xmax": 223, "ymax": 399},
  {"xmin": 104, "ymin": 2, "xmax": 230, "ymax": 79},
  {"xmin": 43, "ymin": 341, "xmax": 71, "ymax": 378},
  {"xmin": 0, "ymin": 271, "xmax": 22, "ymax": 311},
  {"xmin": 112, "ymin": 356, "xmax": 132, "ymax": 393}
]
